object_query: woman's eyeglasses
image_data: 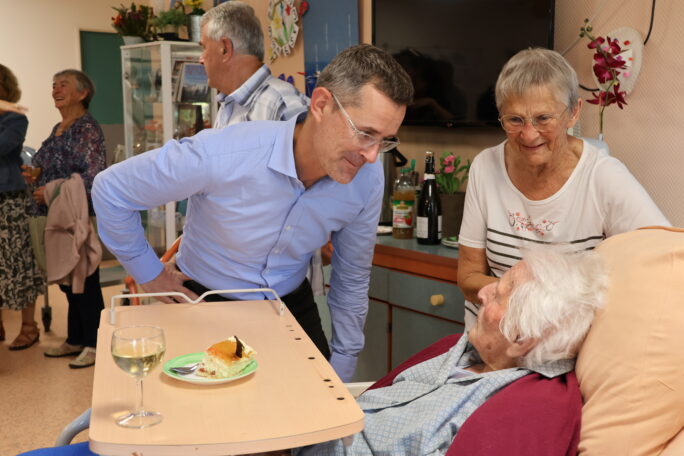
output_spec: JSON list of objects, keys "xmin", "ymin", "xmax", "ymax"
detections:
[{"xmin": 498, "ymin": 108, "xmax": 568, "ymax": 134}]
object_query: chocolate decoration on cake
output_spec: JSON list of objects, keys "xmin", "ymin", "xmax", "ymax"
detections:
[{"xmin": 235, "ymin": 335, "xmax": 244, "ymax": 358}]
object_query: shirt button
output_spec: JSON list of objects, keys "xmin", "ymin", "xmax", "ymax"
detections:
[{"xmin": 286, "ymin": 226, "xmax": 292, "ymax": 231}]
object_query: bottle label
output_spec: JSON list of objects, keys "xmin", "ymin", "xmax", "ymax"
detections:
[
  {"xmin": 416, "ymin": 215, "xmax": 443, "ymax": 239},
  {"xmin": 423, "ymin": 173, "xmax": 435, "ymax": 180},
  {"xmin": 416, "ymin": 216, "xmax": 428, "ymax": 237},
  {"xmin": 392, "ymin": 200, "xmax": 414, "ymax": 228}
]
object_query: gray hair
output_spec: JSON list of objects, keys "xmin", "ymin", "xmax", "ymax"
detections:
[
  {"xmin": 495, "ymin": 48, "xmax": 579, "ymax": 111},
  {"xmin": 316, "ymin": 44, "xmax": 414, "ymax": 108},
  {"xmin": 54, "ymin": 69, "xmax": 95, "ymax": 109},
  {"xmin": 201, "ymin": 1, "xmax": 264, "ymax": 61},
  {"xmin": 501, "ymin": 246, "xmax": 607, "ymax": 368}
]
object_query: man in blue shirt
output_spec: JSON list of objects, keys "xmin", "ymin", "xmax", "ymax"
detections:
[{"xmin": 92, "ymin": 44, "xmax": 414, "ymax": 381}]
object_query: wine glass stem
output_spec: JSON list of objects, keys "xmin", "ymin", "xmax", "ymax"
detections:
[{"xmin": 135, "ymin": 378, "xmax": 144, "ymax": 414}]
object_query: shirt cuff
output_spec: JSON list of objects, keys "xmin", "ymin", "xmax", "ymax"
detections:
[
  {"xmin": 329, "ymin": 351, "xmax": 358, "ymax": 383},
  {"xmin": 124, "ymin": 247, "xmax": 165, "ymax": 285}
]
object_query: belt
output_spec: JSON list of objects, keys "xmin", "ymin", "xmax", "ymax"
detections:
[{"xmin": 182, "ymin": 278, "xmax": 309, "ymax": 303}]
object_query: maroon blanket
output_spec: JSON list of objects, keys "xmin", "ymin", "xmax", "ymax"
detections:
[{"xmin": 369, "ymin": 334, "xmax": 581, "ymax": 456}]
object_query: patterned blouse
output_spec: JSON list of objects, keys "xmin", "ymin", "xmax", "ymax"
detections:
[{"xmin": 31, "ymin": 112, "xmax": 106, "ymax": 216}]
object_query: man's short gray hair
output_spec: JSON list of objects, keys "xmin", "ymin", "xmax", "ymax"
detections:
[
  {"xmin": 316, "ymin": 44, "xmax": 414, "ymax": 108},
  {"xmin": 495, "ymin": 48, "xmax": 579, "ymax": 111},
  {"xmin": 501, "ymin": 246, "xmax": 607, "ymax": 368},
  {"xmin": 201, "ymin": 1, "xmax": 264, "ymax": 61}
]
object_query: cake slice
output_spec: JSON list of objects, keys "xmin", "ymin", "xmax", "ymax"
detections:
[{"xmin": 196, "ymin": 335, "xmax": 256, "ymax": 379}]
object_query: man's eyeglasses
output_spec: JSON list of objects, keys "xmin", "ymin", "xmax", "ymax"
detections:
[
  {"xmin": 498, "ymin": 108, "xmax": 568, "ymax": 134},
  {"xmin": 330, "ymin": 92, "xmax": 400, "ymax": 153}
]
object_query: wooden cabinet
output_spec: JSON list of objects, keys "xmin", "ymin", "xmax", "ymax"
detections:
[
  {"xmin": 368, "ymin": 266, "xmax": 464, "ymax": 375},
  {"xmin": 315, "ymin": 237, "xmax": 464, "ymax": 382}
]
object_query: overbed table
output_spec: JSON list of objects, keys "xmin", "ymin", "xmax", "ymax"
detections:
[{"xmin": 89, "ymin": 295, "xmax": 364, "ymax": 455}]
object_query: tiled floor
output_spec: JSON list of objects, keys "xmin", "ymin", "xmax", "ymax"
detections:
[{"xmin": 0, "ymin": 265, "xmax": 127, "ymax": 455}]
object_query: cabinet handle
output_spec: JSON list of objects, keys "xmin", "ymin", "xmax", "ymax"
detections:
[{"xmin": 430, "ymin": 294, "xmax": 445, "ymax": 306}]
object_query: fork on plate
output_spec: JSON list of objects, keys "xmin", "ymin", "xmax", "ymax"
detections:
[{"xmin": 170, "ymin": 363, "xmax": 199, "ymax": 375}]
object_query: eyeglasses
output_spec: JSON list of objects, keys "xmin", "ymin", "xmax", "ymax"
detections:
[
  {"xmin": 498, "ymin": 108, "xmax": 568, "ymax": 133},
  {"xmin": 330, "ymin": 91, "xmax": 400, "ymax": 153}
]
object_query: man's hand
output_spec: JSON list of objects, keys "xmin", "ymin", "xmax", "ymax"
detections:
[
  {"xmin": 321, "ymin": 241, "xmax": 333, "ymax": 266},
  {"xmin": 140, "ymin": 262, "xmax": 200, "ymax": 303}
]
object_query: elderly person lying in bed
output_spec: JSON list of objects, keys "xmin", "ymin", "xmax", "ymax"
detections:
[{"xmin": 297, "ymin": 246, "xmax": 607, "ymax": 455}]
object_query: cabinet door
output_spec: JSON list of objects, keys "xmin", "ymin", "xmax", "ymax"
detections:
[
  {"xmin": 314, "ymin": 266, "xmax": 389, "ymax": 382},
  {"xmin": 315, "ymin": 294, "xmax": 389, "ymax": 382},
  {"xmin": 388, "ymin": 270, "xmax": 465, "ymax": 323},
  {"xmin": 352, "ymin": 299, "xmax": 390, "ymax": 382},
  {"xmin": 391, "ymin": 307, "xmax": 463, "ymax": 369}
]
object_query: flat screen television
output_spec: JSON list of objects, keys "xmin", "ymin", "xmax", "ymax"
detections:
[{"xmin": 373, "ymin": 0, "xmax": 555, "ymax": 127}]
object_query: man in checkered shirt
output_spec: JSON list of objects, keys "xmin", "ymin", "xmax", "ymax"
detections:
[{"xmin": 199, "ymin": 1, "xmax": 309, "ymax": 128}]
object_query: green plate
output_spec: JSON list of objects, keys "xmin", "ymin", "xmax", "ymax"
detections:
[{"xmin": 162, "ymin": 352, "xmax": 258, "ymax": 385}]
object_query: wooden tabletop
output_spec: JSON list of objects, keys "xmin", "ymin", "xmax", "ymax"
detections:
[{"xmin": 90, "ymin": 300, "xmax": 364, "ymax": 455}]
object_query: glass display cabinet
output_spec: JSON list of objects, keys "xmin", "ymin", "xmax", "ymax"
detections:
[{"xmin": 120, "ymin": 41, "xmax": 216, "ymax": 253}]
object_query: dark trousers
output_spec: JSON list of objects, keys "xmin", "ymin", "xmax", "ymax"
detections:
[
  {"xmin": 183, "ymin": 278, "xmax": 331, "ymax": 359},
  {"xmin": 60, "ymin": 267, "xmax": 105, "ymax": 348}
]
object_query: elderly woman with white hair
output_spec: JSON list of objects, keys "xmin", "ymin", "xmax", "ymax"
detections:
[
  {"xmin": 297, "ymin": 247, "xmax": 607, "ymax": 455},
  {"xmin": 457, "ymin": 47, "xmax": 669, "ymax": 330}
]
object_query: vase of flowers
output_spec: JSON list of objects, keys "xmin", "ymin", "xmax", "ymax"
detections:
[
  {"xmin": 579, "ymin": 19, "xmax": 628, "ymax": 140},
  {"xmin": 183, "ymin": 0, "xmax": 206, "ymax": 42},
  {"xmin": 111, "ymin": 2, "xmax": 153, "ymax": 43},
  {"xmin": 434, "ymin": 152, "xmax": 471, "ymax": 238}
]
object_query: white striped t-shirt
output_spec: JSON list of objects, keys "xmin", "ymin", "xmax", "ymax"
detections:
[{"xmin": 458, "ymin": 139, "xmax": 670, "ymax": 329}]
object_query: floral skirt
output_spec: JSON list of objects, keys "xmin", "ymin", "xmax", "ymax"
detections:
[{"xmin": 0, "ymin": 190, "xmax": 45, "ymax": 310}]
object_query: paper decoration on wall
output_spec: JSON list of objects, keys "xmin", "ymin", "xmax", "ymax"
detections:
[
  {"xmin": 298, "ymin": 0, "xmax": 309, "ymax": 17},
  {"xmin": 268, "ymin": 0, "xmax": 300, "ymax": 63},
  {"xmin": 277, "ymin": 73, "xmax": 296, "ymax": 85}
]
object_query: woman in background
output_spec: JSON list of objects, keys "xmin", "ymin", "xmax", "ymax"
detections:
[
  {"xmin": 25, "ymin": 69, "xmax": 106, "ymax": 368},
  {"xmin": 0, "ymin": 64, "xmax": 45, "ymax": 350},
  {"xmin": 457, "ymin": 48, "xmax": 670, "ymax": 330}
]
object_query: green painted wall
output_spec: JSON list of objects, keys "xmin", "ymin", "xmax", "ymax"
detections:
[{"xmin": 80, "ymin": 31, "xmax": 123, "ymax": 125}]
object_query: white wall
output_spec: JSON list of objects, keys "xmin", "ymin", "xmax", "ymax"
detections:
[
  {"xmin": 0, "ymin": 0, "xmax": 115, "ymax": 149},
  {"xmin": 557, "ymin": 0, "xmax": 684, "ymax": 227}
]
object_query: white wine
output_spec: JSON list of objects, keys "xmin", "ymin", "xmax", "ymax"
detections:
[{"xmin": 112, "ymin": 342, "xmax": 165, "ymax": 378}]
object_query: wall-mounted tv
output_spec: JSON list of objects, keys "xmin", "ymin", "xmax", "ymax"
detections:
[{"xmin": 373, "ymin": 0, "xmax": 555, "ymax": 127}]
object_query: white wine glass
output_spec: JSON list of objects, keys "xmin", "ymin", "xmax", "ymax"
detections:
[{"xmin": 111, "ymin": 325, "xmax": 166, "ymax": 428}]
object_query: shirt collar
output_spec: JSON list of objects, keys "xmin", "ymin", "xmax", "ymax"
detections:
[
  {"xmin": 458, "ymin": 335, "xmax": 575, "ymax": 379},
  {"xmin": 217, "ymin": 64, "xmax": 271, "ymax": 107},
  {"xmin": 267, "ymin": 111, "xmax": 308, "ymax": 180}
]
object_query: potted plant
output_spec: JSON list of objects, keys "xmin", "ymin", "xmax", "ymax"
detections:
[
  {"xmin": 153, "ymin": 4, "xmax": 188, "ymax": 41},
  {"xmin": 183, "ymin": 0, "xmax": 206, "ymax": 42},
  {"xmin": 111, "ymin": 2, "xmax": 153, "ymax": 44},
  {"xmin": 434, "ymin": 152, "xmax": 471, "ymax": 238}
]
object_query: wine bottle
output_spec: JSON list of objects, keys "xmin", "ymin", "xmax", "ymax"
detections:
[{"xmin": 416, "ymin": 151, "xmax": 442, "ymax": 244}]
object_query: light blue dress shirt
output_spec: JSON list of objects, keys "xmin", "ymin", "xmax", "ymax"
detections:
[{"xmin": 92, "ymin": 114, "xmax": 383, "ymax": 381}]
